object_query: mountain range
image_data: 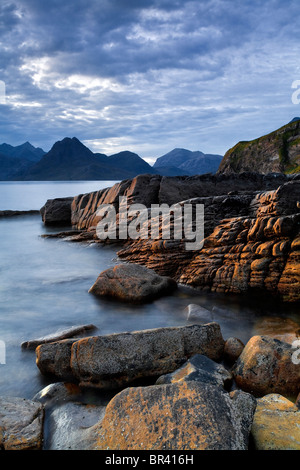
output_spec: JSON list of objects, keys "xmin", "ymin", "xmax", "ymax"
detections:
[{"xmin": 0, "ymin": 137, "xmax": 223, "ymax": 181}]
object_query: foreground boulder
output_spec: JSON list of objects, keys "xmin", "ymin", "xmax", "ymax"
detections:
[
  {"xmin": 251, "ymin": 394, "xmax": 300, "ymax": 450},
  {"xmin": 36, "ymin": 323, "xmax": 225, "ymax": 389},
  {"xmin": 89, "ymin": 381, "xmax": 256, "ymax": 450},
  {"xmin": 88, "ymin": 263, "xmax": 177, "ymax": 303},
  {"xmin": 0, "ymin": 397, "xmax": 44, "ymax": 450},
  {"xmin": 233, "ymin": 335, "xmax": 300, "ymax": 397}
]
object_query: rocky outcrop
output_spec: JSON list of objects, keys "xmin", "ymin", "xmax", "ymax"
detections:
[
  {"xmin": 70, "ymin": 172, "xmax": 289, "ymax": 230},
  {"xmin": 40, "ymin": 197, "xmax": 73, "ymax": 225},
  {"xmin": 232, "ymin": 335, "xmax": 300, "ymax": 397},
  {"xmin": 119, "ymin": 179, "xmax": 300, "ymax": 302},
  {"xmin": 251, "ymin": 394, "xmax": 300, "ymax": 450},
  {"xmin": 36, "ymin": 323, "xmax": 225, "ymax": 389},
  {"xmin": 0, "ymin": 210, "xmax": 39, "ymax": 217},
  {"xmin": 90, "ymin": 381, "xmax": 256, "ymax": 450},
  {"xmin": 218, "ymin": 119, "xmax": 300, "ymax": 175},
  {"xmin": 40, "ymin": 173, "xmax": 300, "ymax": 302},
  {"xmin": 0, "ymin": 397, "xmax": 44, "ymax": 450},
  {"xmin": 88, "ymin": 263, "xmax": 177, "ymax": 303}
]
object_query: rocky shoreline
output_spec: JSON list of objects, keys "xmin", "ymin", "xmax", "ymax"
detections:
[
  {"xmin": 1, "ymin": 172, "xmax": 299, "ymax": 450},
  {"xmin": 0, "ymin": 319, "xmax": 299, "ymax": 450}
]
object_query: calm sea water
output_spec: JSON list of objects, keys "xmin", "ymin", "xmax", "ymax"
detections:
[{"xmin": 0, "ymin": 181, "xmax": 299, "ymax": 399}]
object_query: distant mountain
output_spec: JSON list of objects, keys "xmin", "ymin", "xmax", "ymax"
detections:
[
  {"xmin": 0, "ymin": 141, "xmax": 45, "ymax": 162},
  {"xmin": 153, "ymin": 148, "xmax": 223, "ymax": 176},
  {"xmin": 0, "ymin": 152, "xmax": 34, "ymax": 180},
  {"xmin": 218, "ymin": 119, "xmax": 300, "ymax": 175},
  {"xmin": 0, "ymin": 141, "xmax": 46, "ymax": 180},
  {"xmin": 13, "ymin": 137, "xmax": 157, "ymax": 181}
]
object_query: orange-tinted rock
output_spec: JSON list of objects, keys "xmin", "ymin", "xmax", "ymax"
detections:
[
  {"xmin": 233, "ymin": 335, "xmax": 300, "ymax": 397},
  {"xmin": 224, "ymin": 337, "xmax": 245, "ymax": 363},
  {"xmin": 71, "ymin": 323, "xmax": 225, "ymax": 389},
  {"xmin": 91, "ymin": 381, "xmax": 256, "ymax": 450},
  {"xmin": 88, "ymin": 263, "xmax": 177, "ymax": 303},
  {"xmin": 36, "ymin": 324, "xmax": 225, "ymax": 389},
  {"xmin": 251, "ymin": 394, "xmax": 300, "ymax": 450},
  {"xmin": 0, "ymin": 397, "xmax": 44, "ymax": 450}
]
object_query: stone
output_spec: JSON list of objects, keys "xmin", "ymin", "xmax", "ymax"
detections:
[
  {"xmin": 184, "ymin": 304, "xmax": 213, "ymax": 323},
  {"xmin": 251, "ymin": 394, "xmax": 300, "ymax": 450},
  {"xmin": 155, "ymin": 354, "xmax": 232, "ymax": 389},
  {"xmin": 32, "ymin": 382, "xmax": 82, "ymax": 406},
  {"xmin": 71, "ymin": 323, "xmax": 224, "ymax": 389},
  {"xmin": 44, "ymin": 402, "xmax": 106, "ymax": 450},
  {"xmin": 0, "ymin": 210, "xmax": 39, "ymax": 217},
  {"xmin": 233, "ymin": 335, "xmax": 300, "ymax": 397},
  {"xmin": 36, "ymin": 323, "xmax": 225, "ymax": 388},
  {"xmin": 0, "ymin": 397, "xmax": 44, "ymax": 450},
  {"xmin": 223, "ymin": 337, "xmax": 245, "ymax": 363},
  {"xmin": 88, "ymin": 263, "xmax": 177, "ymax": 303},
  {"xmin": 40, "ymin": 197, "xmax": 73, "ymax": 225},
  {"xmin": 21, "ymin": 324, "xmax": 97, "ymax": 349},
  {"xmin": 90, "ymin": 381, "xmax": 256, "ymax": 450},
  {"xmin": 36, "ymin": 338, "xmax": 77, "ymax": 381}
]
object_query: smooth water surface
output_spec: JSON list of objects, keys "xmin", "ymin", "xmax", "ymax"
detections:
[{"xmin": 0, "ymin": 180, "xmax": 119, "ymax": 211}]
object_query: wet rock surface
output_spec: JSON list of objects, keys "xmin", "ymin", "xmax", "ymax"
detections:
[
  {"xmin": 0, "ymin": 397, "xmax": 44, "ymax": 450},
  {"xmin": 88, "ymin": 263, "xmax": 177, "ymax": 303},
  {"xmin": 233, "ymin": 335, "xmax": 300, "ymax": 397},
  {"xmin": 251, "ymin": 394, "xmax": 300, "ymax": 450},
  {"xmin": 90, "ymin": 381, "xmax": 256, "ymax": 450},
  {"xmin": 36, "ymin": 323, "xmax": 225, "ymax": 389}
]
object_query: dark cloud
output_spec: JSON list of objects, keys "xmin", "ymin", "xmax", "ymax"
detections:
[{"xmin": 0, "ymin": 0, "xmax": 299, "ymax": 158}]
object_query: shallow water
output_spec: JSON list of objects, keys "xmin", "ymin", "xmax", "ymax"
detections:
[{"xmin": 0, "ymin": 182, "xmax": 299, "ymax": 400}]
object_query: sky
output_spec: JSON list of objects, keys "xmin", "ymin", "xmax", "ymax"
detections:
[{"xmin": 0, "ymin": 0, "xmax": 300, "ymax": 164}]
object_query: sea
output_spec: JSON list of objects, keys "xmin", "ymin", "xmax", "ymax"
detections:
[{"xmin": 0, "ymin": 181, "xmax": 299, "ymax": 399}]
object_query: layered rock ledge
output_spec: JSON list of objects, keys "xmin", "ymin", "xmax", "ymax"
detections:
[{"xmin": 40, "ymin": 172, "xmax": 300, "ymax": 302}]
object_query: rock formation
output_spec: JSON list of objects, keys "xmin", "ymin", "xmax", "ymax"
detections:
[{"xmin": 218, "ymin": 119, "xmax": 300, "ymax": 175}]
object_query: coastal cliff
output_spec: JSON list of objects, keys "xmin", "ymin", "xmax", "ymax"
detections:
[{"xmin": 218, "ymin": 120, "xmax": 300, "ymax": 175}]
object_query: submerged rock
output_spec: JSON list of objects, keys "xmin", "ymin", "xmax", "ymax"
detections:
[
  {"xmin": 184, "ymin": 304, "xmax": 213, "ymax": 323},
  {"xmin": 233, "ymin": 335, "xmax": 300, "ymax": 397},
  {"xmin": 90, "ymin": 381, "xmax": 256, "ymax": 450},
  {"xmin": 251, "ymin": 394, "xmax": 300, "ymax": 450},
  {"xmin": 0, "ymin": 397, "xmax": 44, "ymax": 450},
  {"xmin": 36, "ymin": 323, "xmax": 225, "ymax": 389},
  {"xmin": 88, "ymin": 263, "xmax": 177, "ymax": 303}
]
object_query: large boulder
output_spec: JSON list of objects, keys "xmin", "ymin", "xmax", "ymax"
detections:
[
  {"xmin": 40, "ymin": 197, "xmax": 73, "ymax": 225},
  {"xmin": 251, "ymin": 394, "xmax": 300, "ymax": 450},
  {"xmin": 89, "ymin": 381, "xmax": 256, "ymax": 450},
  {"xmin": 88, "ymin": 263, "xmax": 177, "ymax": 303},
  {"xmin": 233, "ymin": 335, "xmax": 300, "ymax": 397},
  {"xmin": 36, "ymin": 323, "xmax": 225, "ymax": 389},
  {"xmin": 0, "ymin": 397, "xmax": 44, "ymax": 450}
]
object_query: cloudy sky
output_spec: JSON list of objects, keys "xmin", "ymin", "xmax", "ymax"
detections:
[{"xmin": 0, "ymin": 0, "xmax": 300, "ymax": 163}]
